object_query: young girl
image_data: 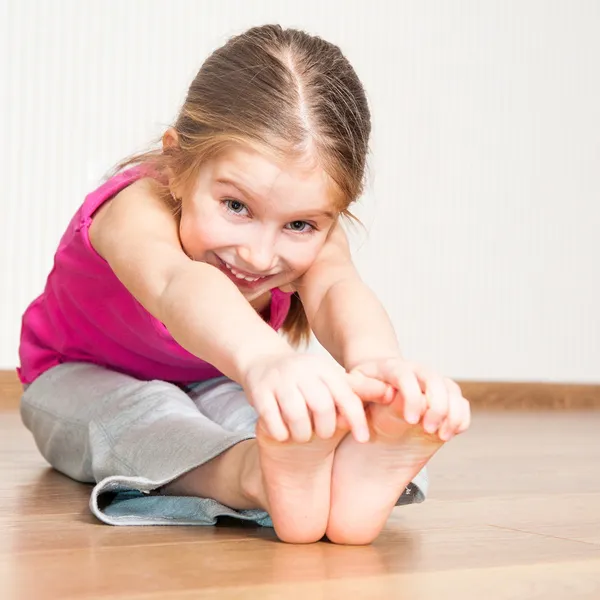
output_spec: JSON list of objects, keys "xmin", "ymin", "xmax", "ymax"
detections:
[{"xmin": 18, "ymin": 24, "xmax": 470, "ymax": 545}]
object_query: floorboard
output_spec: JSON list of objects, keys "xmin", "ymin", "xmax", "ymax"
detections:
[{"xmin": 1, "ymin": 402, "xmax": 599, "ymax": 599}]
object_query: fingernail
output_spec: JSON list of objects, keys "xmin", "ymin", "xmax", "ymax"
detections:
[
  {"xmin": 357, "ymin": 428, "xmax": 370, "ymax": 443},
  {"xmin": 406, "ymin": 412, "xmax": 419, "ymax": 425}
]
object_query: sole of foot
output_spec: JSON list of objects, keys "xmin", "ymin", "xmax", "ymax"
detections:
[
  {"xmin": 256, "ymin": 422, "xmax": 347, "ymax": 544},
  {"xmin": 326, "ymin": 402, "xmax": 444, "ymax": 545}
]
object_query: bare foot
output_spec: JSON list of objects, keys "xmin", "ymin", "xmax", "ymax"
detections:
[
  {"xmin": 256, "ymin": 422, "xmax": 347, "ymax": 544},
  {"xmin": 326, "ymin": 402, "xmax": 444, "ymax": 545}
]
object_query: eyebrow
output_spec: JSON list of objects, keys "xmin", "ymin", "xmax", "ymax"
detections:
[{"xmin": 215, "ymin": 177, "xmax": 337, "ymax": 220}]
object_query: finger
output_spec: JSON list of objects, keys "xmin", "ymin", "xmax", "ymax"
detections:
[
  {"xmin": 385, "ymin": 366, "xmax": 426, "ymax": 424},
  {"xmin": 438, "ymin": 381, "xmax": 463, "ymax": 441},
  {"xmin": 252, "ymin": 390, "xmax": 289, "ymax": 442},
  {"xmin": 324, "ymin": 375, "xmax": 369, "ymax": 443},
  {"xmin": 441, "ymin": 379, "xmax": 471, "ymax": 436},
  {"xmin": 336, "ymin": 413, "xmax": 351, "ymax": 431},
  {"xmin": 456, "ymin": 396, "xmax": 472, "ymax": 434},
  {"xmin": 299, "ymin": 379, "xmax": 337, "ymax": 440},
  {"xmin": 276, "ymin": 386, "xmax": 313, "ymax": 443},
  {"xmin": 416, "ymin": 368, "xmax": 450, "ymax": 434},
  {"xmin": 354, "ymin": 361, "xmax": 425, "ymax": 423},
  {"xmin": 347, "ymin": 371, "xmax": 394, "ymax": 404},
  {"xmin": 448, "ymin": 380, "xmax": 470, "ymax": 437}
]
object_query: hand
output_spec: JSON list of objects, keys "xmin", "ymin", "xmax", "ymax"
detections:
[
  {"xmin": 351, "ymin": 358, "xmax": 471, "ymax": 441},
  {"xmin": 242, "ymin": 353, "xmax": 393, "ymax": 444}
]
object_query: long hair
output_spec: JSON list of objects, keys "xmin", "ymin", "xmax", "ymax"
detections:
[{"xmin": 115, "ymin": 24, "xmax": 371, "ymax": 346}]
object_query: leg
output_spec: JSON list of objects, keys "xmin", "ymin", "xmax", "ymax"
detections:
[
  {"xmin": 255, "ymin": 423, "xmax": 346, "ymax": 544},
  {"xmin": 182, "ymin": 378, "xmax": 346, "ymax": 544},
  {"xmin": 326, "ymin": 401, "xmax": 444, "ymax": 545},
  {"xmin": 160, "ymin": 438, "xmax": 265, "ymax": 510},
  {"xmin": 20, "ymin": 363, "xmax": 265, "ymax": 523}
]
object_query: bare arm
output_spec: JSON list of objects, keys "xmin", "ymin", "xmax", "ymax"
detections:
[
  {"xmin": 89, "ymin": 179, "xmax": 293, "ymax": 384},
  {"xmin": 297, "ymin": 225, "xmax": 472, "ymax": 444},
  {"xmin": 295, "ymin": 223, "xmax": 402, "ymax": 370}
]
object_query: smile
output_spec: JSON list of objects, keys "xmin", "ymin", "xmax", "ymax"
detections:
[{"xmin": 221, "ymin": 260, "xmax": 270, "ymax": 283}]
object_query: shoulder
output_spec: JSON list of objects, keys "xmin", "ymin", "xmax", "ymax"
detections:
[
  {"xmin": 317, "ymin": 221, "xmax": 352, "ymax": 261},
  {"xmin": 89, "ymin": 177, "xmax": 179, "ymax": 259},
  {"xmin": 293, "ymin": 222, "xmax": 355, "ymax": 286},
  {"xmin": 85, "ymin": 175, "xmax": 191, "ymax": 319},
  {"xmin": 289, "ymin": 222, "xmax": 359, "ymax": 308}
]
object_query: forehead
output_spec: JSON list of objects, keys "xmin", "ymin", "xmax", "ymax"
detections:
[{"xmin": 212, "ymin": 144, "xmax": 341, "ymax": 213}]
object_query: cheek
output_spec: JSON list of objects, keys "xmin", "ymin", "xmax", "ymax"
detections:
[
  {"xmin": 282, "ymin": 237, "xmax": 327, "ymax": 272},
  {"xmin": 179, "ymin": 211, "xmax": 229, "ymax": 257}
]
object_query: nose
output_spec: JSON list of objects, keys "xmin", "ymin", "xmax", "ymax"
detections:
[{"xmin": 237, "ymin": 232, "xmax": 277, "ymax": 274}]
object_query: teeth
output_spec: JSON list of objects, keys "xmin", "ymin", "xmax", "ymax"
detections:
[{"xmin": 224, "ymin": 262, "xmax": 262, "ymax": 283}]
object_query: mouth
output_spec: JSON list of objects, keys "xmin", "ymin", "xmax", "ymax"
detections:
[{"xmin": 215, "ymin": 256, "xmax": 275, "ymax": 289}]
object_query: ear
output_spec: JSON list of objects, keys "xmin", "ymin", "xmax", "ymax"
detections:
[
  {"xmin": 162, "ymin": 127, "xmax": 179, "ymax": 151},
  {"xmin": 162, "ymin": 128, "xmax": 181, "ymax": 200}
]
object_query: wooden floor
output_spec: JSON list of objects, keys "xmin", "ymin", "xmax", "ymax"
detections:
[{"xmin": 1, "ymin": 403, "xmax": 600, "ymax": 600}]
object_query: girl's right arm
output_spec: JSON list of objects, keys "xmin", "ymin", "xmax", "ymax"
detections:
[
  {"xmin": 89, "ymin": 179, "xmax": 390, "ymax": 443},
  {"xmin": 89, "ymin": 178, "xmax": 292, "ymax": 383}
]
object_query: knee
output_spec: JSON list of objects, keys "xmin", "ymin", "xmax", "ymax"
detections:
[{"xmin": 20, "ymin": 388, "xmax": 94, "ymax": 483}]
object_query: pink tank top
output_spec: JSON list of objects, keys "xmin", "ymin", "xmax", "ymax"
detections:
[{"xmin": 18, "ymin": 167, "xmax": 292, "ymax": 385}]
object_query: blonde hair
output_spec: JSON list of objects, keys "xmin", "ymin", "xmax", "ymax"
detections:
[{"xmin": 114, "ymin": 24, "xmax": 371, "ymax": 346}]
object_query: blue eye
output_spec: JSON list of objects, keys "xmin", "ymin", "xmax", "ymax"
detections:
[
  {"xmin": 286, "ymin": 220, "xmax": 313, "ymax": 233},
  {"xmin": 224, "ymin": 199, "xmax": 247, "ymax": 214}
]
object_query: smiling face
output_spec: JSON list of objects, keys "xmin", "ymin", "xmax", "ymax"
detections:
[{"xmin": 177, "ymin": 144, "xmax": 341, "ymax": 302}]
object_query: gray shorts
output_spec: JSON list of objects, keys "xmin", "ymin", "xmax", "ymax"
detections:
[{"xmin": 20, "ymin": 362, "xmax": 427, "ymax": 527}]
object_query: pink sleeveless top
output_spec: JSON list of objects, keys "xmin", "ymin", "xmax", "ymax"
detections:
[{"xmin": 18, "ymin": 167, "xmax": 292, "ymax": 385}]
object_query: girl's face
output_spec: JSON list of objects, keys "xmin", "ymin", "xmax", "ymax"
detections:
[{"xmin": 178, "ymin": 144, "xmax": 340, "ymax": 303}]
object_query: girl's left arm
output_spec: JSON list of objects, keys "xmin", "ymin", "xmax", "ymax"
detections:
[
  {"xmin": 294, "ymin": 222, "xmax": 401, "ymax": 370},
  {"xmin": 295, "ymin": 223, "xmax": 471, "ymax": 440}
]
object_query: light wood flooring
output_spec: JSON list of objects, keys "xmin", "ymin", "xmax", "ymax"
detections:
[{"xmin": 1, "ymin": 398, "xmax": 599, "ymax": 599}]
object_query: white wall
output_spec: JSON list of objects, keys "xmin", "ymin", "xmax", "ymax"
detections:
[{"xmin": 3, "ymin": 0, "xmax": 599, "ymax": 382}]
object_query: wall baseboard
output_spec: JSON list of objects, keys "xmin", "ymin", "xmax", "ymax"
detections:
[
  {"xmin": 1, "ymin": 370, "xmax": 598, "ymax": 411},
  {"xmin": 457, "ymin": 380, "xmax": 600, "ymax": 410},
  {"xmin": 1, "ymin": 370, "xmax": 23, "ymax": 410}
]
